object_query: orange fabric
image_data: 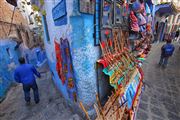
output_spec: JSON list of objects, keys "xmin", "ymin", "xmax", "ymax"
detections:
[
  {"xmin": 54, "ymin": 40, "xmax": 65, "ymax": 84},
  {"xmin": 146, "ymin": 24, "xmax": 151, "ymax": 32}
]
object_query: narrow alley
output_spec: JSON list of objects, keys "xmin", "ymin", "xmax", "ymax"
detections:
[
  {"xmin": 0, "ymin": 0, "xmax": 180, "ymax": 120},
  {"xmin": 137, "ymin": 43, "xmax": 180, "ymax": 120},
  {"xmin": 0, "ymin": 72, "xmax": 81, "ymax": 120}
]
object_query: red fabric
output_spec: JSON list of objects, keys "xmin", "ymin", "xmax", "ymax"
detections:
[
  {"xmin": 54, "ymin": 40, "xmax": 65, "ymax": 84},
  {"xmin": 137, "ymin": 67, "xmax": 144, "ymax": 81},
  {"xmin": 105, "ymin": 30, "xmax": 110, "ymax": 35},
  {"xmin": 101, "ymin": 41, "xmax": 106, "ymax": 48},
  {"xmin": 123, "ymin": 3, "xmax": 129, "ymax": 16},
  {"xmin": 130, "ymin": 67, "xmax": 144, "ymax": 110},
  {"xmin": 146, "ymin": 23, "xmax": 151, "ymax": 32},
  {"xmin": 97, "ymin": 59, "xmax": 108, "ymax": 68},
  {"xmin": 130, "ymin": 11, "xmax": 140, "ymax": 32},
  {"xmin": 109, "ymin": 40, "xmax": 113, "ymax": 47}
]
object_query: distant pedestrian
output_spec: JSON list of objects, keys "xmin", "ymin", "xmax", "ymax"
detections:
[
  {"xmin": 14, "ymin": 57, "xmax": 41, "ymax": 105},
  {"xmin": 159, "ymin": 39, "xmax": 175, "ymax": 68}
]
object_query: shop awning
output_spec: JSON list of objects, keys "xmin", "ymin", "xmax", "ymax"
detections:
[{"xmin": 155, "ymin": 2, "xmax": 180, "ymax": 17}]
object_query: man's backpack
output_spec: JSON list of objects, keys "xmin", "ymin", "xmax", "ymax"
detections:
[{"xmin": 164, "ymin": 44, "xmax": 174, "ymax": 56}]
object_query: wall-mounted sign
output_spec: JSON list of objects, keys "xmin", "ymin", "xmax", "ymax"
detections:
[
  {"xmin": 52, "ymin": 0, "xmax": 67, "ymax": 26},
  {"xmin": 79, "ymin": 0, "xmax": 95, "ymax": 14}
]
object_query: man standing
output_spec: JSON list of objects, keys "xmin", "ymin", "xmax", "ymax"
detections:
[
  {"xmin": 14, "ymin": 57, "xmax": 41, "ymax": 105},
  {"xmin": 159, "ymin": 39, "xmax": 175, "ymax": 68}
]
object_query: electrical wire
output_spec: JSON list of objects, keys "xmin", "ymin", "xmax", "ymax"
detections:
[{"xmin": 8, "ymin": 6, "xmax": 16, "ymax": 36}]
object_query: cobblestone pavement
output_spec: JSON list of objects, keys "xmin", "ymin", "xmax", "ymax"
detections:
[
  {"xmin": 0, "ymin": 72, "xmax": 82, "ymax": 120},
  {"xmin": 137, "ymin": 43, "xmax": 180, "ymax": 120}
]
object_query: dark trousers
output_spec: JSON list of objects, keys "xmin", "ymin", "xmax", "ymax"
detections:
[
  {"xmin": 159, "ymin": 55, "xmax": 169, "ymax": 66},
  {"xmin": 23, "ymin": 82, "xmax": 39, "ymax": 103}
]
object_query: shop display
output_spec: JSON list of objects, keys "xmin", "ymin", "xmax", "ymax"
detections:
[
  {"xmin": 95, "ymin": 0, "xmax": 153, "ymax": 119},
  {"xmin": 97, "ymin": 27, "xmax": 143, "ymax": 119}
]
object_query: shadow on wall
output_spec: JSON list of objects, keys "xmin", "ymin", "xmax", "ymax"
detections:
[
  {"xmin": 0, "ymin": 40, "xmax": 19, "ymax": 101},
  {"xmin": 18, "ymin": 44, "xmax": 47, "ymax": 67},
  {"xmin": 0, "ymin": 39, "xmax": 48, "ymax": 101}
]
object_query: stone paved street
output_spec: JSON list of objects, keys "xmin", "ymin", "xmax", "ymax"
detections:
[
  {"xmin": 137, "ymin": 42, "xmax": 180, "ymax": 120},
  {"xmin": 0, "ymin": 72, "xmax": 82, "ymax": 120}
]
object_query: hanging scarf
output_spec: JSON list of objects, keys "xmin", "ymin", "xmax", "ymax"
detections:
[
  {"xmin": 60, "ymin": 38, "xmax": 77, "ymax": 101},
  {"xmin": 54, "ymin": 40, "xmax": 65, "ymax": 84},
  {"xmin": 130, "ymin": 11, "xmax": 140, "ymax": 32}
]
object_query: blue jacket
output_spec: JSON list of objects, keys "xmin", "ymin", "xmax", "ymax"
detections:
[
  {"xmin": 14, "ymin": 64, "xmax": 41, "ymax": 85},
  {"xmin": 161, "ymin": 43, "xmax": 175, "ymax": 57}
]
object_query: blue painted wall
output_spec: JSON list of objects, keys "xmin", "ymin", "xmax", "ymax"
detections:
[
  {"xmin": 18, "ymin": 44, "xmax": 47, "ymax": 66},
  {"xmin": 0, "ymin": 40, "xmax": 19, "ymax": 99},
  {"xmin": 42, "ymin": 0, "xmax": 105, "ymax": 113},
  {"xmin": 0, "ymin": 39, "xmax": 47, "ymax": 100}
]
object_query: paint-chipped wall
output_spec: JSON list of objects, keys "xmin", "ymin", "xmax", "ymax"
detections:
[{"xmin": 42, "ymin": 0, "xmax": 102, "ymax": 111}]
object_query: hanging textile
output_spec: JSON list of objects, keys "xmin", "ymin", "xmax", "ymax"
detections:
[
  {"xmin": 130, "ymin": 11, "xmax": 140, "ymax": 32},
  {"xmin": 54, "ymin": 40, "xmax": 66, "ymax": 84},
  {"xmin": 136, "ymin": 13, "xmax": 146, "ymax": 25},
  {"xmin": 60, "ymin": 38, "xmax": 77, "ymax": 101}
]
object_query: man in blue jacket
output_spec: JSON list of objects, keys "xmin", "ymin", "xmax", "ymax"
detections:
[
  {"xmin": 14, "ymin": 57, "xmax": 41, "ymax": 105},
  {"xmin": 159, "ymin": 39, "xmax": 175, "ymax": 68}
]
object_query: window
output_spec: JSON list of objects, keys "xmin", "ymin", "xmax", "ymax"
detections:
[
  {"xmin": 6, "ymin": 48, "xmax": 13, "ymax": 59},
  {"xmin": 52, "ymin": 0, "xmax": 67, "ymax": 26}
]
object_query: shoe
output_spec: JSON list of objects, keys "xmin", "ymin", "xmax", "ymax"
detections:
[
  {"xmin": 35, "ymin": 100, "xmax": 39, "ymax": 104},
  {"xmin": 162, "ymin": 65, "xmax": 167, "ymax": 69},
  {"xmin": 158, "ymin": 63, "xmax": 162, "ymax": 66},
  {"xmin": 26, "ymin": 101, "xmax": 30, "ymax": 106}
]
